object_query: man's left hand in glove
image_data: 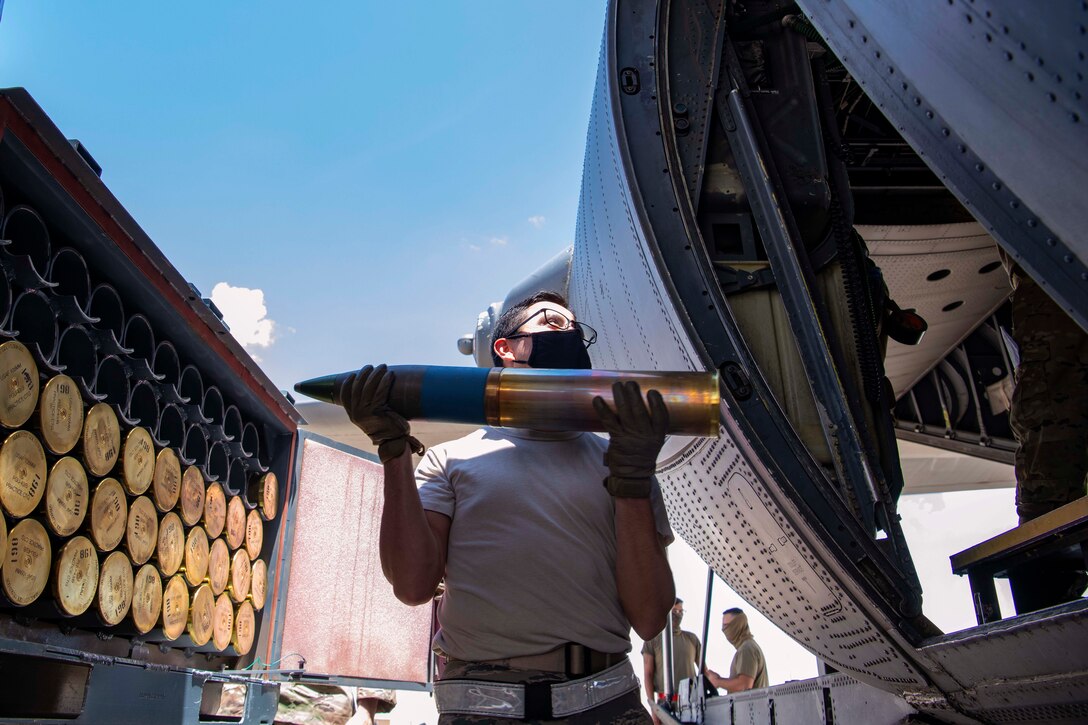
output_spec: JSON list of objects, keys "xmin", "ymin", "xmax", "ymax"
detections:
[{"xmin": 593, "ymin": 380, "xmax": 670, "ymax": 498}]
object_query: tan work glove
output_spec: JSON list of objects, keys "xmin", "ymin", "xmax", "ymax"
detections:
[
  {"xmin": 592, "ymin": 380, "xmax": 669, "ymax": 497},
  {"xmin": 343, "ymin": 364, "xmax": 424, "ymax": 464}
]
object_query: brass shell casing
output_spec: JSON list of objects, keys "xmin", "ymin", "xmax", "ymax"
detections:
[
  {"xmin": 44, "ymin": 456, "xmax": 88, "ymax": 537},
  {"xmin": 97, "ymin": 550, "xmax": 134, "ymax": 626},
  {"xmin": 0, "ymin": 429, "xmax": 48, "ymax": 518},
  {"xmin": 224, "ymin": 496, "xmax": 245, "ymax": 550},
  {"xmin": 486, "ymin": 369, "xmax": 721, "ymax": 436},
  {"xmin": 249, "ymin": 557, "xmax": 267, "ymax": 611},
  {"xmin": 248, "ymin": 471, "xmax": 278, "ymax": 522},
  {"xmin": 121, "ymin": 427, "xmax": 155, "ymax": 495},
  {"xmin": 156, "ymin": 511, "xmax": 185, "ymax": 577},
  {"xmin": 212, "ymin": 592, "xmax": 234, "ymax": 651},
  {"xmin": 53, "ymin": 535, "xmax": 98, "ymax": 617},
  {"xmin": 0, "ymin": 340, "xmax": 39, "ymax": 429},
  {"xmin": 0, "ymin": 515, "xmax": 6, "ymax": 573},
  {"xmin": 188, "ymin": 583, "xmax": 215, "ymax": 646},
  {"xmin": 203, "ymin": 482, "xmax": 226, "ymax": 540},
  {"xmin": 207, "ymin": 537, "xmax": 229, "ymax": 596},
  {"xmin": 152, "ymin": 448, "xmax": 181, "ymax": 513},
  {"xmin": 297, "ymin": 365, "xmax": 722, "ymax": 436},
  {"xmin": 161, "ymin": 573, "xmax": 189, "ymax": 641},
  {"xmin": 83, "ymin": 403, "xmax": 121, "ymax": 477},
  {"xmin": 39, "ymin": 374, "xmax": 84, "ymax": 455},
  {"xmin": 125, "ymin": 496, "xmax": 158, "ymax": 566},
  {"xmin": 88, "ymin": 478, "xmax": 127, "ymax": 552},
  {"xmin": 244, "ymin": 509, "xmax": 263, "ymax": 560},
  {"xmin": 182, "ymin": 526, "xmax": 209, "ymax": 587},
  {"xmin": 3, "ymin": 518, "xmax": 51, "ymax": 606},
  {"xmin": 233, "ymin": 599, "xmax": 255, "ymax": 655},
  {"xmin": 131, "ymin": 563, "xmax": 162, "ymax": 635},
  {"xmin": 179, "ymin": 465, "xmax": 205, "ymax": 527},
  {"xmin": 228, "ymin": 549, "xmax": 251, "ymax": 604}
]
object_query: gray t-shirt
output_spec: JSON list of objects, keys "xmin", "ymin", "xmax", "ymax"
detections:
[{"xmin": 416, "ymin": 427, "xmax": 673, "ymax": 662}]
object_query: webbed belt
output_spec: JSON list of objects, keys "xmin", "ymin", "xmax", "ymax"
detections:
[{"xmin": 433, "ymin": 659, "xmax": 638, "ymax": 720}]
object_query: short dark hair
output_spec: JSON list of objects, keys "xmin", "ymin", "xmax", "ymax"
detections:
[
  {"xmin": 723, "ymin": 607, "xmax": 743, "ymax": 616},
  {"xmin": 674, "ymin": 598, "xmax": 684, "ymax": 606},
  {"xmin": 490, "ymin": 290, "xmax": 571, "ymax": 366}
]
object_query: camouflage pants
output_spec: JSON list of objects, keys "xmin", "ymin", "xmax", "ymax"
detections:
[
  {"xmin": 436, "ymin": 660, "xmax": 651, "ymax": 725},
  {"xmin": 1009, "ymin": 276, "xmax": 1088, "ymax": 523}
]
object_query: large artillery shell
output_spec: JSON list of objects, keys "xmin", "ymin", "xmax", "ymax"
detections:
[
  {"xmin": 131, "ymin": 563, "xmax": 162, "ymax": 634},
  {"xmin": 0, "ymin": 429, "xmax": 48, "ymax": 518},
  {"xmin": 83, "ymin": 403, "xmax": 120, "ymax": 477},
  {"xmin": 179, "ymin": 465, "xmax": 205, "ymax": 527},
  {"xmin": 233, "ymin": 599, "xmax": 255, "ymax": 655},
  {"xmin": 125, "ymin": 496, "xmax": 158, "ymax": 566},
  {"xmin": 121, "ymin": 427, "xmax": 155, "ymax": 495},
  {"xmin": 249, "ymin": 558, "xmax": 266, "ymax": 611},
  {"xmin": 3, "ymin": 518, "xmax": 51, "ymax": 606},
  {"xmin": 296, "ymin": 365, "xmax": 722, "ymax": 437},
  {"xmin": 156, "ymin": 511, "xmax": 185, "ymax": 577},
  {"xmin": 161, "ymin": 573, "xmax": 189, "ymax": 641},
  {"xmin": 44, "ymin": 456, "xmax": 88, "ymax": 537},
  {"xmin": 97, "ymin": 550, "xmax": 134, "ymax": 626},
  {"xmin": 183, "ymin": 526, "xmax": 209, "ymax": 587},
  {"xmin": 152, "ymin": 447, "xmax": 181, "ymax": 513},
  {"xmin": 248, "ymin": 471, "xmax": 278, "ymax": 522},
  {"xmin": 203, "ymin": 481, "xmax": 226, "ymax": 539},
  {"xmin": 89, "ymin": 478, "xmax": 127, "ymax": 552},
  {"xmin": 244, "ymin": 509, "xmax": 263, "ymax": 561},
  {"xmin": 188, "ymin": 583, "xmax": 214, "ymax": 647},
  {"xmin": 213, "ymin": 593, "xmax": 234, "ymax": 651},
  {"xmin": 224, "ymin": 496, "xmax": 245, "ymax": 550},
  {"xmin": 228, "ymin": 549, "xmax": 250, "ymax": 604},
  {"xmin": 0, "ymin": 340, "xmax": 39, "ymax": 428},
  {"xmin": 53, "ymin": 535, "xmax": 99, "ymax": 617},
  {"xmin": 207, "ymin": 537, "xmax": 229, "ymax": 596},
  {"xmin": 39, "ymin": 374, "xmax": 84, "ymax": 455}
]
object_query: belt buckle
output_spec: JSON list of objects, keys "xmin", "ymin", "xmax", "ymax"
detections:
[
  {"xmin": 564, "ymin": 643, "xmax": 588, "ymax": 677},
  {"xmin": 524, "ymin": 681, "xmax": 553, "ymax": 720}
]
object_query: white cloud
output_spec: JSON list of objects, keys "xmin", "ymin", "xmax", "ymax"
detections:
[
  {"xmin": 489, "ymin": 236, "xmax": 508, "ymax": 247},
  {"xmin": 468, "ymin": 244, "xmax": 482, "ymax": 253},
  {"xmin": 210, "ymin": 282, "xmax": 276, "ymax": 349},
  {"xmin": 527, "ymin": 215, "xmax": 545, "ymax": 229}
]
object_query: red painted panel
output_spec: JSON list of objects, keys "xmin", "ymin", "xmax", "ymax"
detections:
[{"xmin": 278, "ymin": 437, "xmax": 432, "ymax": 684}]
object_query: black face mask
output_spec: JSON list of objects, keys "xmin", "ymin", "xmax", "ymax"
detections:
[{"xmin": 514, "ymin": 330, "xmax": 592, "ymax": 369}]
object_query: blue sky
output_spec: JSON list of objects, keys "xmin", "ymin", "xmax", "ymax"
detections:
[
  {"xmin": 1, "ymin": 2, "xmax": 607, "ymax": 390},
  {"xmin": 0, "ymin": 5, "xmax": 1017, "ymax": 722}
]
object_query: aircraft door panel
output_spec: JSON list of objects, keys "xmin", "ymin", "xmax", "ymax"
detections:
[
  {"xmin": 795, "ymin": 0, "xmax": 1088, "ymax": 334},
  {"xmin": 655, "ymin": 428, "xmax": 929, "ymax": 688},
  {"xmin": 569, "ymin": 0, "xmax": 945, "ymax": 696}
]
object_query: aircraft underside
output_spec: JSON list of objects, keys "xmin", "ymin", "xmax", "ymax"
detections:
[{"xmin": 539, "ymin": 1, "xmax": 1088, "ymax": 722}]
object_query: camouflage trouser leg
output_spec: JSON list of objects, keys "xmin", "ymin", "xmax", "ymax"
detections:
[
  {"xmin": 1009, "ymin": 277, "xmax": 1088, "ymax": 523},
  {"xmin": 436, "ymin": 661, "xmax": 651, "ymax": 725}
]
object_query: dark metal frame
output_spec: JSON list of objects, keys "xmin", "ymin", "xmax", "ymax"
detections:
[
  {"xmin": 614, "ymin": 0, "xmax": 924, "ymax": 625},
  {"xmin": 796, "ymin": 0, "xmax": 1088, "ymax": 334},
  {"xmin": 0, "ymin": 636, "xmax": 279, "ymax": 725},
  {"xmin": 893, "ymin": 308, "xmax": 1016, "ymax": 465}
]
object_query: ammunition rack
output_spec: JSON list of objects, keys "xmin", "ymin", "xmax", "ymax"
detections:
[
  {"xmin": 0, "ymin": 87, "xmax": 432, "ymax": 725},
  {"xmin": 0, "ymin": 89, "xmax": 295, "ymax": 723}
]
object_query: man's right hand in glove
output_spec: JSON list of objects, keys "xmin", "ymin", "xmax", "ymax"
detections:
[{"xmin": 343, "ymin": 364, "xmax": 424, "ymax": 464}]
